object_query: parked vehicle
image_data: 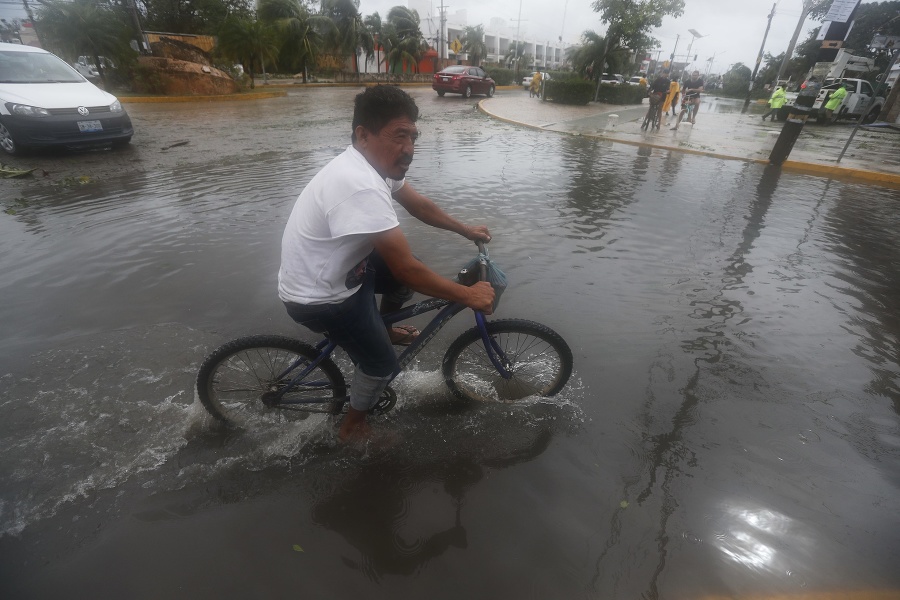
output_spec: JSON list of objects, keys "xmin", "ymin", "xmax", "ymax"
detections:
[
  {"xmin": 600, "ymin": 73, "xmax": 625, "ymax": 85},
  {"xmin": 627, "ymin": 76, "xmax": 644, "ymax": 86},
  {"xmin": 812, "ymin": 78, "xmax": 884, "ymax": 123},
  {"xmin": 0, "ymin": 42, "xmax": 134, "ymax": 155},
  {"xmin": 432, "ymin": 66, "xmax": 495, "ymax": 98},
  {"xmin": 777, "ymin": 77, "xmax": 883, "ymax": 124}
]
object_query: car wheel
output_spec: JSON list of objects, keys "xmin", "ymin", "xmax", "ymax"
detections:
[
  {"xmin": 487, "ymin": 85, "xmax": 495, "ymax": 98},
  {"xmin": 863, "ymin": 106, "xmax": 880, "ymax": 124},
  {"xmin": 0, "ymin": 120, "xmax": 21, "ymax": 156},
  {"xmin": 437, "ymin": 90, "xmax": 445, "ymax": 97},
  {"xmin": 463, "ymin": 85, "xmax": 472, "ymax": 99}
]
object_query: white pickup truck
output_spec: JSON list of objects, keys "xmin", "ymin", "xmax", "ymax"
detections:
[{"xmin": 811, "ymin": 78, "xmax": 884, "ymax": 124}]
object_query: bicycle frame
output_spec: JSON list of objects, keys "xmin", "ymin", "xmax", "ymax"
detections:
[{"xmin": 270, "ymin": 253, "xmax": 512, "ymax": 407}]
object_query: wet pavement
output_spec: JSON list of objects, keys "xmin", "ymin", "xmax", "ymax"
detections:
[
  {"xmin": 481, "ymin": 91, "xmax": 900, "ymax": 184},
  {"xmin": 1, "ymin": 87, "xmax": 899, "ymax": 600}
]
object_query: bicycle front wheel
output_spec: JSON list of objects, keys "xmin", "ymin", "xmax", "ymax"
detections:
[
  {"xmin": 442, "ymin": 319, "xmax": 573, "ymax": 402},
  {"xmin": 197, "ymin": 335, "xmax": 347, "ymax": 426}
]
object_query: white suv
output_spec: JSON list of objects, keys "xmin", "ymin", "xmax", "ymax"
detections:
[{"xmin": 0, "ymin": 43, "xmax": 133, "ymax": 155}]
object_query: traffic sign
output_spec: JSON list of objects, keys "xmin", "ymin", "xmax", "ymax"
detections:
[{"xmin": 451, "ymin": 38, "xmax": 462, "ymax": 54}]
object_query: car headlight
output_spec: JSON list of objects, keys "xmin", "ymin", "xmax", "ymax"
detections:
[
  {"xmin": 6, "ymin": 103, "xmax": 50, "ymax": 117},
  {"xmin": 109, "ymin": 100, "xmax": 123, "ymax": 113}
]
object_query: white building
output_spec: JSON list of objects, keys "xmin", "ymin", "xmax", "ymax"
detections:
[{"xmin": 409, "ymin": 0, "xmax": 568, "ymax": 69}]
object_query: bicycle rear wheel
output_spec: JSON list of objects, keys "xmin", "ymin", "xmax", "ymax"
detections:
[
  {"xmin": 197, "ymin": 335, "xmax": 346, "ymax": 426},
  {"xmin": 442, "ymin": 319, "xmax": 573, "ymax": 403}
]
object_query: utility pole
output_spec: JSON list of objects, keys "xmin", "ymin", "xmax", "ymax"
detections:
[
  {"xmin": 128, "ymin": 0, "xmax": 149, "ymax": 54},
  {"xmin": 439, "ymin": 0, "xmax": 447, "ymax": 62},
  {"xmin": 513, "ymin": 0, "xmax": 524, "ymax": 82},
  {"xmin": 742, "ymin": 3, "xmax": 776, "ymax": 113},
  {"xmin": 776, "ymin": 0, "xmax": 817, "ymax": 84},
  {"xmin": 20, "ymin": 0, "xmax": 43, "ymax": 47},
  {"xmin": 669, "ymin": 34, "xmax": 680, "ymax": 69}
]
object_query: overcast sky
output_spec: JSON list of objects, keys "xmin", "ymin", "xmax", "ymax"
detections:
[
  {"xmin": 0, "ymin": 0, "xmax": 879, "ymax": 75},
  {"xmin": 358, "ymin": 0, "xmax": 881, "ymax": 74}
]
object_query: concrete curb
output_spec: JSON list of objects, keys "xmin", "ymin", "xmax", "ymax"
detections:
[
  {"xmin": 477, "ymin": 99, "xmax": 900, "ymax": 187},
  {"xmin": 120, "ymin": 90, "xmax": 287, "ymax": 103}
]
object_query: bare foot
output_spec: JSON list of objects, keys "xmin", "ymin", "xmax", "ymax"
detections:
[
  {"xmin": 338, "ymin": 407, "xmax": 371, "ymax": 443},
  {"xmin": 388, "ymin": 324, "xmax": 419, "ymax": 346}
]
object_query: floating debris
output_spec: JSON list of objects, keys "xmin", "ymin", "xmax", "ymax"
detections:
[{"xmin": 0, "ymin": 164, "xmax": 36, "ymax": 178}]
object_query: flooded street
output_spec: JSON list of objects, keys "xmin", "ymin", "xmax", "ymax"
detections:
[{"xmin": 1, "ymin": 87, "xmax": 899, "ymax": 599}]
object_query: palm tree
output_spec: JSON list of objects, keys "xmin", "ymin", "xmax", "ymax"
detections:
[
  {"xmin": 36, "ymin": 0, "xmax": 129, "ymax": 88},
  {"xmin": 384, "ymin": 6, "xmax": 426, "ymax": 74},
  {"xmin": 363, "ymin": 12, "xmax": 383, "ymax": 73},
  {"xmin": 504, "ymin": 42, "xmax": 530, "ymax": 79},
  {"xmin": 462, "ymin": 24, "xmax": 487, "ymax": 67},
  {"xmin": 322, "ymin": 0, "xmax": 374, "ymax": 77},
  {"xmin": 258, "ymin": 0, "xmax": 332, "ymax": 82},
  {"xmin": 217, "ymin": 16, "xmax": 280, "ymax": 88},
  {"xmin": 568, "ymin": 30, "xmax": 606, "ymax": 81}
]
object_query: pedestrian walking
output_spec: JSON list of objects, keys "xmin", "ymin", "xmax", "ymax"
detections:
[
  {"xmin": 663, "ymin": 77, "xmax": 680, "ymax": 116},
  {"xmin": 823, "ymin": 82, "xmax": 848, "ymax": 124},
  {"xmin": 761, "ymin": 86, "xmax": 786, "ymax": 121}
]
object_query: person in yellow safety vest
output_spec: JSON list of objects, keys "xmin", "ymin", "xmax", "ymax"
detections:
[
  {"xmin": 529, "ymin": 70, "xmax": 542, "ymax": 98},
  {"xmin": 761, "ymin": 86, "xmax": 786, "ymax": 121},
  {"xmin": 823, "ymin": 82, "xmax": 848, "ymax": 124}
]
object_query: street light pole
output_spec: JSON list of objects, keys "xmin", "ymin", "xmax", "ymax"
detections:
[
  {"xmin": 685, "ymin": 29, "xmax": 705, "ymax": 72},
  {"xmin": 705, "ymin": 51, "xmax": 725, "ymax": 78},
  {"xmin": 742, "ymin": 3, "xmax": 777, "ymax": 113}
]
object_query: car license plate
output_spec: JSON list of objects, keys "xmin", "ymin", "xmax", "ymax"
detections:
[
  {"xmin": 442, "ymin": 77, "xmax": 449, "ymax": 82},
  {"xmin": 77, "ymin": 120, "xmax": 103, "ymax": 133}
]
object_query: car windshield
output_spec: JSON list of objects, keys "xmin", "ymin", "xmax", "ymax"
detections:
[
  {"xmin": 0, "ymin": 50, "xmax": 83, "ymax": 84},
  {"xmin": 441, "ymin": 66, "xmax": 467, "ymax": 74}
]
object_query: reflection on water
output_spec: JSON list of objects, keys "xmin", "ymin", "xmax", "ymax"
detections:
[{"xmin": 1, "ymin": 90, "xmax": 899, "ymax": 599}]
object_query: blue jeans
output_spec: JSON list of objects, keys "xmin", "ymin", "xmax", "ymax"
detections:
[{"xmin": 283, "ymin": 252, "xmax": 412, "ymax": 409}]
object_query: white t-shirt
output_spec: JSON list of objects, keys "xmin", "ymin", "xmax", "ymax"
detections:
[{"xmin": 278, "ymin": 145, "xmax": 405, "ymax": 305}]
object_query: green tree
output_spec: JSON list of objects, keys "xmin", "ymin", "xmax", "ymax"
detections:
[
  {"xmin": 568, "ymin": 29, "xmax": 629, "ymax": 79},
  {"xmin": 36, "ymin": 0, "xmax": 131, "ymax": 87},
  {"xmin": 363, "ymin": 12, "xmax": 384, "ymax": 73},
  {"xmin": 462, "ymin": 24, "xmax": 487, "ymax": 66},
  {"xmin": 258, "ymin": 0, "xmax": 331, "ymax": 81},
  {"xmin": 321, "ymin": 0, "xmax": 373, "ymax": 76},
  {"xmin": 141, "ymin": 0, "xmax": 254, "ymax": 34},
  {"xmin": 217, "ymin": 16, "xmax": 280, "ymax": 87},
  {"xmin": 382, "ymin": 6, "xmax": 426, "ymax": 74},
  {"xmin": 588, "ymin": 0, "xmax": 686, "ymax": 100},
  {"xmin": 503, "ymin": 41, "xmax": 527, "ymax": 72},
  {"xmin": 722, "ymin": 62, "xmax": 751, "ymax": 96}
]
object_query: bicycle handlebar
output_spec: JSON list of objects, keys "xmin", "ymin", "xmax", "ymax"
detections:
[{"xmin": 475, "ymin": 240, "xmax": 488, "ymax": 280}]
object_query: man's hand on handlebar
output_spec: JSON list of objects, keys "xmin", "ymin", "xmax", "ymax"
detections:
[
  {"xmin": 463, "ymin": 225, "xmax": 492, "ymax": 243},
  {"xmin": 466, "ymin": 281, "xmax": 495, "ymax": 314}
]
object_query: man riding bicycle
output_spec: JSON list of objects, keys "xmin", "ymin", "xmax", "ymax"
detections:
[
  {"xmin": 648, "ymin": 69, "xmax": 670, "ymax": 106},
  {"xmin": 278, "ymin": 86, "xmax": 495, "ymax": 443},
  {"xmin": 671, "ymin": 70, "xmax": 704, "ymax": 131}
]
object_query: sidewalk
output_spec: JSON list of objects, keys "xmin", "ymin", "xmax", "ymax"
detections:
[{"xmin": 480, "ymin": 91, "xmax": 900, "ymax": 186}]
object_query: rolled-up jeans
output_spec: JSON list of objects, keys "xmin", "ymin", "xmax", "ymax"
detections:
[{"xmin": 283, "ymin": 252, "xmax": 413, "ymax": 411}]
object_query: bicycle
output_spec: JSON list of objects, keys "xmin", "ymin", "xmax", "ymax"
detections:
[
  {"xmin": 196, "ymin": 243, "xmax": 574, "ymax": 427},
  {"xmin": 671, "ymin": 93, "xmax": 699, "ymax": 130},
  {"xmin": 641, "ymin": 92, "xmax": 663, "ymax": 131}
]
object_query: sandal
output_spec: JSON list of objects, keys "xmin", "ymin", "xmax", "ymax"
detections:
[{"xmin": 388, "ymin": 324, "xmax": 420, "ymax": 346}]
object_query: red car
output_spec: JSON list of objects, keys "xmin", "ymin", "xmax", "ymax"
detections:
[{"xmin": 432, "ymin": 66, "xmax": 495, "ymax": 98}]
